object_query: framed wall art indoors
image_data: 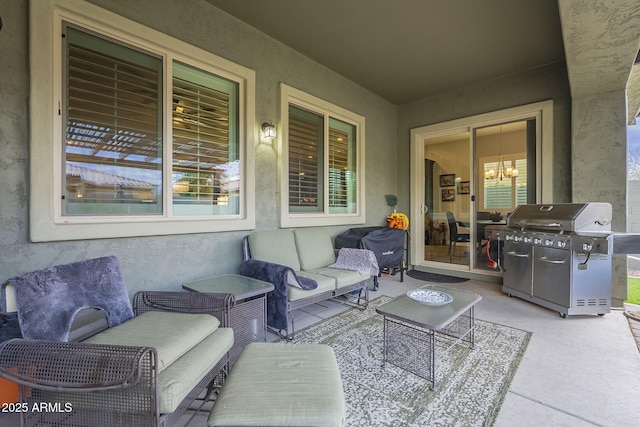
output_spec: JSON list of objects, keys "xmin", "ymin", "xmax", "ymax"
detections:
[
  {"xmin": 441, "ymin": 188, "xmax": 455, "ymax": 201},
  {"xmin": 457, "ymin": 181, "xmax": 470, "ymax": 194},
  {"xmin": 439, "ymin": 174, "xmax": 455, "ymax": 187}
]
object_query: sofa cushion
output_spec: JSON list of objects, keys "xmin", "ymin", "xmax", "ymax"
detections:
[
  {"xmin": 159, "ymin": 327, "xmax": 233, "ymax": 414},
  {"xmin": 294, "ymin": 228, "xmax": 336, "ymax": 270},
  {"xmin": 248, "ymin": 230, "xmax": 301, "ymax": 271},
  {"xmin": 288, "ymin": 271, "xmax": 335, "ymax": 302},
  {"xmin": 84, "ymin": 311, "xmax": 219, "ymax": 372},
  {"xmin": 305, "ymin": 267, "xmax": 368, "ymax": 289}
]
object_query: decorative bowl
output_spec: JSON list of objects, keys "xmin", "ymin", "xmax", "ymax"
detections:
[{"xmin": 406, "ymin": 289, "xmax": 453, "ymax": 305}]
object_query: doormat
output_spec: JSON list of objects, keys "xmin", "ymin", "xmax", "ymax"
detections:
[{"xmin": 406, "ymin": 269, "xmax": 469, "ymax": 283}]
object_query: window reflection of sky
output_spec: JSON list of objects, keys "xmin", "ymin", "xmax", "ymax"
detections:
[
  {"xmin": 628, "ymin": 121, "xmax": 640, "ymax": 181},
  {"xmin": 68, "ymin": 158, "xmax": 162, "ymax": 187},
  {"xmin": 629, "ymin": 120, "xmax": 640, "ymax": 150},
  {"xmin": 68, "ymin": 154, "xmax": 240, "ymax": 191}
]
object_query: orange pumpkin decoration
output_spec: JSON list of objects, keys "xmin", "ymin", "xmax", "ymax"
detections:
[{"xmin": 386, "ymin": 212, "xmax": 409, "ymax": 230}]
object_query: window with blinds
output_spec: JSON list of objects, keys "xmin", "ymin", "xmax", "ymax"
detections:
[
  {"xmin": 281, "ymin": 84, "xmax": 364, "ymax": 227},
  {"xmin": 287, "ymin": 106, "xmax": 358, "ymax": 215},
  {"xmin": 328, "ymin": 118, "xmax": 357, "ymax": 214},
  {"xmin": 64, "ymin": 26, "xmax": 163, "ymax": 215},
  {"xmin": 63, "ymin": 24, "xmax": 241, "ymax": 217},
  {"xmin": 515, "ymin": 158, "xmax": 528, "ymax": 207},
  {"xmin": 32, "ymin": 3, "xmax": 255, "ymax": 240},
  {"xmin": 172, "ymin": 61, "xmax": 239, "ymax": 216},
  {"xmin": 483, "ymin": 156, "xmax": 526, "ymax": 210},
  {"xmin": 288, "ymin": 106, "xmax": 324, "ymax": 212}
]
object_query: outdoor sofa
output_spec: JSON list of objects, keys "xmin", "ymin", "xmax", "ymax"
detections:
[
  {"xmin": 240, "ymin": 227, "xmax": 377, "ymax": 338},
  {"xmin": 0, "ymin": 256, "xmax": 234, "ymax": 426}
]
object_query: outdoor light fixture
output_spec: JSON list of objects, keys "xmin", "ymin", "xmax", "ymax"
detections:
[{"xmin": 262, "ymin": 122, "xmax": 277, "ymax": 141}]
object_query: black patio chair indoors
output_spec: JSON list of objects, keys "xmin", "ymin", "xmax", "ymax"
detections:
[{"xmin": 446, "ymin": 212, "xmax": 470, "ymax": 256}]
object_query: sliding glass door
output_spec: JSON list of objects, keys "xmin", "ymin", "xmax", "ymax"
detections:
[
  {"xmin": 423, "ymin": 132, "xmax": 471, "ymax": 269},
  {"xmin": 474, "ymin": 121, "xmax": 533, "ymax": 271},
  {"xmin": 410, "ymin": 101, "xmax": 553, "ymax": 276}
]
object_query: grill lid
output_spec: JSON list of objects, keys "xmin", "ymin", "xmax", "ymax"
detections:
[{"xmin": 506, "ymin": 203, "xmax": 612, "ymax": 233}]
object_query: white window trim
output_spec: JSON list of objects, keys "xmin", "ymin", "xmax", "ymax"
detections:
[
  {"xmin": 279, "ymin": 84, "xmax": 366, "ymax": 228},
  {"xmin": 30, "ymin": 0, "xmax": 256, "ymax": 242}
]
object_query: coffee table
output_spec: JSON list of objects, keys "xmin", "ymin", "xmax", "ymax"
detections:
[{"xmin": 375, "ymin": 285, "xmax": 482, "ymax": 390}]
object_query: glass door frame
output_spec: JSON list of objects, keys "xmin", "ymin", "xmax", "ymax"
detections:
[{"xmin": 409, "ymin": 100, "xmax": 554, "ymax": 276}]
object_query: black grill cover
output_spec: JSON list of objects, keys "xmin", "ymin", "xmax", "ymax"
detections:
[{"xmin": 335, "ymin": 227, "xmax": 406, "ymax": 269}]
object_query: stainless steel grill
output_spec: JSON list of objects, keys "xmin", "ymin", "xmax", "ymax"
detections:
[{"xmin": 500, "ymin": 203, "xmax": 613, "ymax": 317}]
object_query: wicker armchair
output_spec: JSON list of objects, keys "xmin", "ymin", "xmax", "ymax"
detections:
[{"xmin": 0, "ymin": 291, "xmax": 235, "ymax": 427}]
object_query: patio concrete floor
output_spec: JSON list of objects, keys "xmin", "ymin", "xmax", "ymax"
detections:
[
  {"xmin": 2, "ymin": 274, "xmax": 639, "ymax": 426},
  {"xmin": 269, "ymin": 274, "xmax": 640, "ymax": 427}
]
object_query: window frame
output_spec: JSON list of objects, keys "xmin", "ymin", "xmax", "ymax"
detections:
[
  {"xmin": 29, "ymin": 0, "xmax": 256, "ymax": 241},
  {"xmin": 279, "ymin": 84, "xmax": 365, "ymax": 228}
]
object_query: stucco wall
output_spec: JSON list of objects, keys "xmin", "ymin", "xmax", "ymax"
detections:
[
  {"xmin": 396, "ymin": 62, "xmax": 573, "ymax": 214},
  {"xmin": 0, "ymin": 0, "xmax": 397, "ymax": 294},
  {"xmin": 572, "ymin": 90, "xmax": 628, "ymax": 305}
]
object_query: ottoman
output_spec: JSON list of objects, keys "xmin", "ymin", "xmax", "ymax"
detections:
[{"xmin": 208, "ymin": 342, "xmax": 346, "ymax": 427}]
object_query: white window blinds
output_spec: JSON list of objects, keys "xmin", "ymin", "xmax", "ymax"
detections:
[
  {"xmin": 288, "ymin": 106, "xmax": 323, "ymax": 212},
  {"xmin": 328, "ymin": 118, "xmax": 357, "ymax": 214},
  {"xmin": 483, "ymin": 156, "xmax": 527, "ymax": 210},
  {"xmin": 64, "ymin": 25, "xmax": 163, "ymax": 215},
  {"xmin": 172, "ymin": 61, "xmax": 239, "ymax": 215}
]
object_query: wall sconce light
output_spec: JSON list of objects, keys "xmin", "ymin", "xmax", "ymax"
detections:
[{"xmin": 261, "ymin": 122, "xmax": 277, "ymax": 141}]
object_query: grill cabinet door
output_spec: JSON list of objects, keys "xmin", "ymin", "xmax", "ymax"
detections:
[
  {"xmin": 503, "ymin": 241, "xmax": 533, "ymax": 295},
  {"xmin": 532, "ymin": 246, "xmax": 570, "ymax": 307}
]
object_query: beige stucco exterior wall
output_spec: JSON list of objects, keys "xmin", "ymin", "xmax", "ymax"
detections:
[
  {"xmin": 0, "ymin": 0, "xmax": 397, "ymax": 294},
  {"xmin": 571, "ymin": 91, "xmax": 628, "ymax": 305},
  {"xmin": 558, "ymin": 0, "xmax": 640, "ymax": 306}
]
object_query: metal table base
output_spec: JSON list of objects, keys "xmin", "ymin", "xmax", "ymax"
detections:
[{"xmin": 376, "ymin": 286, "xmax": 481, "ymax": 391}]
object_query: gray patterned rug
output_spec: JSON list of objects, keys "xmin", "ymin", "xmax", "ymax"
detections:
[{"xmin": 285, "ymin": 296, "xmax": 531, "ymax": 426}]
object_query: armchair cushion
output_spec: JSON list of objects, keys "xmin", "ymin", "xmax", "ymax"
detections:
[
  {"xmin": 84, "ymin": 311, "xmax": 219, "ymax": 372},
  {"xmin": 7, "ymin": 256, "xmax": 134, "ymax": 342},
  {"xmin": 158, "ymin": 327, "xmax": 233, "ymax": 413}
]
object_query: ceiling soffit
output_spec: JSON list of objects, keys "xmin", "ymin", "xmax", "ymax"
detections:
[{"xmin": 205, "ymin": 0, "xmax": 565, "ymax": 105}]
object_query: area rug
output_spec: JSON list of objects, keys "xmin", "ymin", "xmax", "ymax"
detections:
[
  {"xmin": 284, "ymin": 296, "xmax": 531, "ymax": 426},
  {"xmin": 406, "ymin": 268, "xmax": 469, "ymax": 283}
]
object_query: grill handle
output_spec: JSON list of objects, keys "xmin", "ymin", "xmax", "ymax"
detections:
[
  {"xmin": 514, "ymin": 221, "xmax": 564, "ymax": 232},
  {"xmin": 505, "ymin": 251, "xmax": 530, "ymax": 258},
  {"xmin": 539, "ymin": 256, "xmax": 568, "ymax": 265}
]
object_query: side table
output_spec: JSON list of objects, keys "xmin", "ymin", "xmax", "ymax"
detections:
[{"xmin": 182, "ymin": 274, "xmax": 274, "ymax": 364}]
